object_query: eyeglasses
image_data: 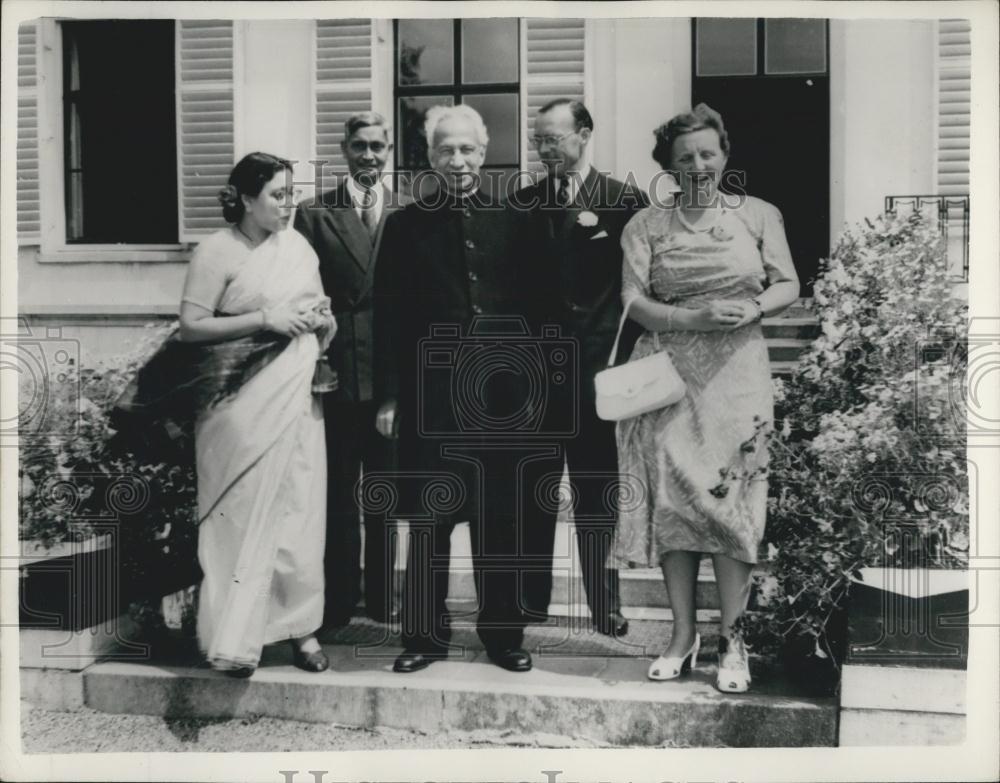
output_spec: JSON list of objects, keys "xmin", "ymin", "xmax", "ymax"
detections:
[
  {"xmin": 347, "ymin": 140, "xmax": 389, "ymax": 154},
  {"xmin": 530, "ymin": 131, "xmax": 578, "ymax": 149}
]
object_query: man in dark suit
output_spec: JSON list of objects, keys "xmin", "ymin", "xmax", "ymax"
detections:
[
  {"xmin": 512, "ymin": 98, "xmax": 648, "ymax": 638},
  {"xmin": 374, "ymin": 104, "xmax": 544, "ymax": 674},
  {"xmin": 294, "ymin": 112, "xmax": 400, "ymax": 628}
]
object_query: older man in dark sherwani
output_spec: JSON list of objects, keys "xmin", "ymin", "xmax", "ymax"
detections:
[{"xmin": 374, "ymin": 104, "xmax": 548, "ymax": 674}]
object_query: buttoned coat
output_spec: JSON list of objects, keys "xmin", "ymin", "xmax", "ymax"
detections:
[
  {"xmin": 513, "ymin": 169, "xmax": 648, "ymax": 402},
  {"xmin": 374, "ymin": 191, "xmax": 545, "ymax": 522},
  {"xmin": 294, "ymin": 181, "xmax": 399, "ymax": 403}
]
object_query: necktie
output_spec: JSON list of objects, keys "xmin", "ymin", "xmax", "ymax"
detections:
[
  {"xmin": 556, "ymin": 175, "xmax": 570, "ymax": 208},
  {"xmin": 360, "ymin": 187, "xmax": 377, "ymax": 242}
]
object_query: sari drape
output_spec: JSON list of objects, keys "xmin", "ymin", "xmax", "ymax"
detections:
[{"xmin": 189, "ymin": 228, "xmax": 330, "ymax": 669}]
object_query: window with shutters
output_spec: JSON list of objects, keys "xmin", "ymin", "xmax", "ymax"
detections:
[
  {"xmin": 314, "ymin": 19, "xmax": 373, "ymax": 178},
  {"xmin": 524, "ymin": 19, "xmax": 585, "ymax": 175},
  {"xmin": 937, "ymin": 19, "xmax": 970, "ymax": 197},
  {"xmin": 394, "ymin": 18, "xmax": 521, "ymax": 196},
  {"xmin": 17, "ymin": 22, "xmax": 40, "ymax": 244},
  {"xmin": 19, "ymin": 19, "xmax": 235, "ymax": 255},
  {"xmin": 61, "ymin": 21, "xmax": 178, "ymax": 244}
]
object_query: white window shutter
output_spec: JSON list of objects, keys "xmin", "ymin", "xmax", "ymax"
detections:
[
  {"xmin": 176, "ymin": 20, "xmax": 235, "ymax": 241},
  {"xmin": 17, "ymin": 22, "xmax": 40, "ymax": 244},
  {"xmin": 524, "ymin": 19, "xmax": 585, "ymax": 174},
  {"xmin": 315, "ymin": 19, "xmax": 373, "ymax": 176},
  {"xmin": 937, "ymin": 19, "xmax": 970, "ymax": 196}
]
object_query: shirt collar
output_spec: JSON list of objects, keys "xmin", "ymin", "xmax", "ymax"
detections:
[{"xmin": 346, "ymin": 175, "xmax": 381, "ymax": 209}]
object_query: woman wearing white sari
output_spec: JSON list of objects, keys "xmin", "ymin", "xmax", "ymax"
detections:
[{"xmin": 178, "ymin": 152, "xmax": 336, "ymax": 677}]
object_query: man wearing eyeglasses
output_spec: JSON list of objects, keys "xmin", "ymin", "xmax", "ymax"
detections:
[
  {"xmin": 294, "ymin": 111, "xmax": 401, "ymax": 631},
  {"xmin": 514, "ymin": 98, "xmax": 648, "ymax": 639}
]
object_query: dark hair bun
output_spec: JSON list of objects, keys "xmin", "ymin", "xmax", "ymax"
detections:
[
  {"xmin": 217, "ymin": 184, "xmax": 238, "ymax": 207},
  {"xmin": 217, "ymin": 184, "xmax": 242, "ymax": 223}
]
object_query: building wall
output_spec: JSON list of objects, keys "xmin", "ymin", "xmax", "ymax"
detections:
[
  {"xmin": 830, "ymin": 19, "xmax": 937, "ymax": 237},
  {"xmin": 588, "ymin": 18, "xmax": 691, "ymax": 192},
  {"xmin": 18, "ymin": 17, "xmax": 943, "ymax": 367}
]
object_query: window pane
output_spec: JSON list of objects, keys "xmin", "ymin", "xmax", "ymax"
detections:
[
  {"xmin": 62, "ymin": 20, "xmax": 177, "ymax": 243},
  {"xmin": 398, "ymin": 95, "xmax": 455, "ymax": 170},
  {"xmin": 397, "ymin": 20, "xmax": 454, "ymax": 86},
  {"xmin": 696, "ymin": 18, "xmax": 757, "ymax": 76},
  {"xmin": 461, "ymin": 19, "xmax": 518, "ymax": 84},
  {"xmin": 462, "ymin": 93, "xmax": 518, "ymax": 166},
  {"xmin": 765, "ymin": 19, "xmax": 826, "ymax": 74}
]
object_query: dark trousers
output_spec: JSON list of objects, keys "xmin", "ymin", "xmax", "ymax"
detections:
[
  {"xmin": 522, "ymin": 408, "xmax": 622, "ymax": 622},
  {"xmin": 399, "ymin": 448, "xmax": 530, "ymax": 656},
  {"xmin": 323, "ymin": 398, "xmax": 398, "ymax": 624}
]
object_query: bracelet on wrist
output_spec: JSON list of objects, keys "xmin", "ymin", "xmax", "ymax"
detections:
[{"xmin": 749, "ymin": 298, "xmax": 764, "ymax": 322}]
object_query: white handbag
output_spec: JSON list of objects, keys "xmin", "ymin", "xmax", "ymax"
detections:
[{"xmin": 594, "ymin": 298, "xmax": 686, "ymax": 421}]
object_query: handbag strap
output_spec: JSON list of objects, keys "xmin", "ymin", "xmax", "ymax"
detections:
[{"xmin": 606, "ymin": 296, "xmax": 661, "ymax": 368}]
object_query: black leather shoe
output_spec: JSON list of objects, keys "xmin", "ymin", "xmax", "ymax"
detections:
[
  {"xmin": 290, "ymin": 641, "xmax": 329, "ymax": 673},
  {"xmin": 224, "ymin": 666, "xmax": 255, "ymax": 679},
  {"xmin": 393, "ymin": 651, "xmax": 442, "ymax": 673},
  {"xmin": 596, "ymin": 612, "xmax": 629, "ymax": 637},
  {"xmin": 487, "ymin": 647, "xmax": 533, "ymax": 672}
]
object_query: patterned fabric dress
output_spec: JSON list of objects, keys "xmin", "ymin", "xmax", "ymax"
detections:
[{"xmin": 613, "ymin": 196, "xmax": 797, "ymax": 566}]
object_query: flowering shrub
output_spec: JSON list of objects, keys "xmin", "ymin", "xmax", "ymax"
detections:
[
  {"xmin": 733, "ymin": 210, "xmax": 968, "ymax": 668},
  {"xmin": 18, "ymin": 323, "xmax": 200, "ymax": 633}
]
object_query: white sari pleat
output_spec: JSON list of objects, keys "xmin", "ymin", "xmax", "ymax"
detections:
[{"xmin": 193, "ymin": 229, "xmax": 328, "ymax": 669}]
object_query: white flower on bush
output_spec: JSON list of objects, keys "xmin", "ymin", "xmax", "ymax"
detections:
[{"xmin": 754, "ymin": 573, "xmax": 781, "ymax": 607}]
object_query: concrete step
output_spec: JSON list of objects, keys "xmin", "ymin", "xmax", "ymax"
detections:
[
  {"xmin": 762, "ymin": 316, "xmax": 820, "ymax": 340},
  {"xmin": 769, "ymin": 359, "xmax": 800, "ymax": 376},
  {"xmin": 65, "ymin": 618, "xmax": 836, "ymax": 748},
  {"xmin": 765, "ymin": 337, "xmax": 812, "ymax": 363}
]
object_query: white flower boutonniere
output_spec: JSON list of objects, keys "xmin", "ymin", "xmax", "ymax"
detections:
[{"xmin": 577, "ymin": 210, "xmax": 599, "ymax": 227}]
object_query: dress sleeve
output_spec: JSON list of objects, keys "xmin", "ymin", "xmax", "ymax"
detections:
[
  {"xmin": 758, "ymin": 201, "xmax": 799, "ymax": 286},
  {"xmin": 620, "ymin": 209, "xmax": 653, "ymax": 306},
  {"xmin": 180, "ymin": 237, "xmax": 230, "ymax": 312}
]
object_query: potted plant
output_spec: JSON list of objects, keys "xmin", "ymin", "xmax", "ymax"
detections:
[
  {"xmin": 729, "ymin": 209, "xmax": 968, "ymax": 699},
  {"xmin": 18, "ymin": 323, "xmax": 200, "ymax": 666}
]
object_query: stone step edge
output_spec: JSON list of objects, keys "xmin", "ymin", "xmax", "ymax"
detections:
[
  {"xmin": 77, "ymin": 660, "xmax": 837, "ymax": 747},
  {"xmin": 81, "ymin": 659, "xmax": 826, "ymax": 706}
]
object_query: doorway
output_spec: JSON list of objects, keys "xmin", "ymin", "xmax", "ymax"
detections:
[{"xmin": 692, "ymin": 18, "xmax": 829, "ymax": 294}]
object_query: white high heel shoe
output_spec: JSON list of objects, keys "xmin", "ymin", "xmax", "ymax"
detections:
[
  {"xmin": 647, "ymin": 632, "xmax": 700, "ymax": 681},
  {"xmin": 716, "ymin": 635, "xmax": 751, "ymax": 693}
]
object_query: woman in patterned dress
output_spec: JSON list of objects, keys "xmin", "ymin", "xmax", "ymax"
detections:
[{"xmin": 614, "ymin": 105, "xmax": 799, "ymax": 693}]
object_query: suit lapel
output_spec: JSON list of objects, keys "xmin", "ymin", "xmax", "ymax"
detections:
[{"xmin": 326, "ymin": 182, "xmax": 373, "ymax": 274}]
